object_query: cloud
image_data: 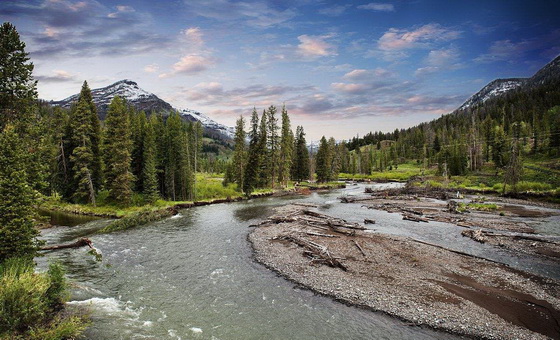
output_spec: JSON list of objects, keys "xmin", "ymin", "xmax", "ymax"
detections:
[
  {"xmin": 35, "ymin": 69, "xmax": 78, "ymax": 83},
  {"xmin": 378, "ymin": 24, "xmax": 461, "ymax": 51},
  {"xmin": 318, "ymin": 5, "xmax": 350, "ymax": 17},
  {"xmin": 143, "ymin": 64, "xmax": 159, "ymax": 73},
  {"xmin": 182, "ymin": 0, "xmax": 297, "ymax": 28},
  {"xmin": 297, "ymin": 35, "xmax": 337, "ymax": 58},
  {"xmin": 0, "ymin": 0, "xmax": 104, "ymax": 28},
  {"xmin": 342, "ymin": 68, "xmax": 392, "ymax": 81},
  {"xmin": 357, "ymin": 3, "xmax": 395, "ymax": 12},
  {"xmin": 1, "ymin": 0, "xmax": 171, "ymax": 59},
  {"xmin": 475, "ymin": 29, "xmax": 560, "ymax": 63},
  {"xmin": 159, "ymin": 55, "xmax": 216, "ymax": 78},
  {"xmin": 180, "ymin": 82, "xmax": 315, "ymax": 106},
  {"xmin": 108, "ymin": 5, "xmax": 134, "ymax": 18},
  {"xmin": 414, "ymin": 66, "xmax": 439, "ymax": 77},
  {"xmin": 182, "ymin": 27, "xmax": 204, "ymax": 47},
  {"xmin": 426, "ymin": 48, "xmax": 460, "ymax": 66}
]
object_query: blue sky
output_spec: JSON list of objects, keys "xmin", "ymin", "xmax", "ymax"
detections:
[{"xmin": 2, "ymin": 0, "xmax": 559, "ymax": 140}]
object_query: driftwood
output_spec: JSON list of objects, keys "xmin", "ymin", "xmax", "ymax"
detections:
[
  {"xmin": 41, "ymin": 238, "xmax": 93, "ymax": 251},
  {"xmin": 403, "ymin": 214, "xmax": 429, "ymax": 223},
  {"xmin": 352, "ymin": 240, "xmax": 366, "ymax": 257},
  {"xmin": 461, "ymin": 229, "xmax": 560, "ymax": 245},
  {"xmin": 447, "ymin": 200, "xmax": 461, "ymax": 214},
  {"xmin": 303, "ymin": 231, "xmax": 337, "ymax": 238},
  {"xmin": 281, "ymin": 235, "xmax": 347, "ymax": 271},
  {"xmin": 461, "ymin": 229, "xmax": 486, "ymax": 243}
]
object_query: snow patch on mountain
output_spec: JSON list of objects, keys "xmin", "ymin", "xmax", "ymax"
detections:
[
  {"xmin": 178, "ymin": 108, "xmax": 235, "ymax": 139},
  {"xmin": 458, "ymin": 78, "xmax": 525, "ymax": 111},
  {"xmin": 51, "ymin": 79, "xmax": 234, "ymax": 139}
]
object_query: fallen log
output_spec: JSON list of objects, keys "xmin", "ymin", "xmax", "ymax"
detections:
[
  {"xmin": 281, "ymin": 235, "xmax": 347, "ymax": 271},
  {"xmin": 41, "ymin": 237, "xmax": 93, "ymax": 251},
  {"xmin": 403, "ymin": 214, "xmax": 429, "ymax": 223}
]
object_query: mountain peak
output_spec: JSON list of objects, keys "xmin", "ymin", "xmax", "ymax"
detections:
[
  {"xmin": 51, "ymin": 79, "xmax": 234, "ymax": 139},
  {"xmin": 457, "ymin": 55, "xmax": 560, "ymax": 112}
]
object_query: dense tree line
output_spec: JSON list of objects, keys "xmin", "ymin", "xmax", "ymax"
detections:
[
  {"xmin": 227, "ymin": 105, "xmax": 310, "ymax": 194},
  {"xmin": 337, "ymin": 65, "xmax": 560, "ymax": 187},
  {"xmin": 42, "ymin": 89, "xmax": 204, "ymax": 205}
]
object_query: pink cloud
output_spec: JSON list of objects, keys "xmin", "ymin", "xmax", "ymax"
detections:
[{"xmin": 297, "ymin": 34, "xmax": 337, "ymax": 58}]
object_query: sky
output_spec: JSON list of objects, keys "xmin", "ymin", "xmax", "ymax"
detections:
[{"xmin": 2, "ymin": 0, "xmax": 559, "ymax": 140}]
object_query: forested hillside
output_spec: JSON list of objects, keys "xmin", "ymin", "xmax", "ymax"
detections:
[{"xmin": 337, "ymin": 56, "xmax": 560, "ymax": 193}]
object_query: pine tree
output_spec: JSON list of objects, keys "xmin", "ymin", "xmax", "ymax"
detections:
[
  {"xmin": 130, "ymin": 110, "xmax": 146, "ymax": 192},
  {"xmin": 278, "ymin": 105, "xmax": 293, "ymax": 187},
  {"xmin": 70, "ymin": 99, "xmax": 96, "ymax": 204},
  {"xmin": 243, "ymin": 108, "xmax": 261, "ymax": 195},
  {"xmin": 266, "ymin": 105, "xmax": 279, "ymax": 188},
  {"xmin": 231, "ymin": 116, "xmax": 246, "ymax": 190},
  {"xmin": 492, "ymin": 125, "xmax": 508, "ymax": 170},
  {"xmin": 0, "ymin": 125, "xmax": 39, "ymax": 262},
  {"xmin": 315, "ymin": 136, "xmax": 330, "ymax": 182},
  {"xmin": 328, "ymin": 137, "xmax": 340, "ymax": 180},
  {"xmin": 292, "ymin": 125, "xmax": 310, "ymax": 182},
  {"xmin": 77, "ymin": 81, "xmax": 103, "ymax": 190},
  {"xmin": 103, "ymin": 96, "xmax": 134, "ymax": 205},
  {"xmin": 0, "ymin": 22, "xmax": 37, "ymax": 129},
  {"xmin": 257, "ymin": 110, "xmax": 269, "ymax": 188},
  {"xmin": 142, "ymin": 115, "xmax": 159, "ymax": 202}
]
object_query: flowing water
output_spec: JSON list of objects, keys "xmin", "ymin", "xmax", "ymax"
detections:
[{"xmin": 38, "ymin": 184, "xmax": 559, "ymax": 340}]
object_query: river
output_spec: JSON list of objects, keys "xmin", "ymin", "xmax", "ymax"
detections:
[{"xmin": 37, "ymin": 184, "xmax": 559, "ymax": 339}]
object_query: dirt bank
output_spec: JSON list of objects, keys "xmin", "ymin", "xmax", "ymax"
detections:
[{"xmin": 249, "ymin": 204, "xmax": 560, "ymax": 340}]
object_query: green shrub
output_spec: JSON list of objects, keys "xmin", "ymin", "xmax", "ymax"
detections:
[
  {"xmin": 0, "ymin": 257, "xmax": 48, "ymax": 334},
  {"xmin": 515, "ymin": 181, "xmax": 553, "ymax": 192},
  {"xmin": 98, "ymin": 208, "xmax": 175, "ymax": 234},
  {"xmin": 45, "ymin": 262, "xmax": 68, "ymax": 310},
  {"xmin": 0, "ymin": 258, "xmax": 87, "ymax": 339}
]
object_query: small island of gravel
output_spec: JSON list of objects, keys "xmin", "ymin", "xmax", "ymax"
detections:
[{"xmin": 248, "ymin": 203, "xmax": 560, "ymax": 340}]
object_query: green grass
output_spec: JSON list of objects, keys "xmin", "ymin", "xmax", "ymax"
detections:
[
  {"xmin": 340, "ymin": 162, "xmax": 433, "ymax": 182},
  {"xmin": 457, "ymin": 202, "xmax": 499, "ymax": 212},
  {"xmin": 0, "ymin": 258, "xmax": 89, "ymax": 339},
  {"xmin": 98, "ymin": 208, "xmax": 176, "ymax": 234}
]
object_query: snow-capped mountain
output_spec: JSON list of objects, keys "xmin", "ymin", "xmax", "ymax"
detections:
[
  {"xmin": 178, "ymin": 108, "xmax": 235, "ymax": 139},
  {"xmin": 51, "ymin": 79, "xmax": 234, "ymax": 139},
  {"xmin": 457, "ymin": 55, "xmax": 560, "ymax": 112},
  {"xmin": 457, "ymin": 78, "xmax": 525, "ymax": 111}
]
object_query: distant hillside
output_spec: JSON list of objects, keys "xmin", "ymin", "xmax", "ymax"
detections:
[{"xmin": 348, "ymin": 55, "xmax": 560, "ymax": 151}]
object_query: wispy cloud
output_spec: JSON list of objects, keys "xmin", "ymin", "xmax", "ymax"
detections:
[
  {"xmin": 1, "ymin": 0, "xmax": 169, "ymax": 58},
  {"xmin": 182, "ymin": 0, "xmax": 297, "ymax": 28},
  {"xmin": 297, "ymin": 34, "xmax": 337, "ymax": 58},
  {"xmin": 318, "ymin": 5, "xmax": 350, "ymax": 17},
  {"xmin": 159, "ymin": 55, "xmax": 216, "ymax": 78},
  {"xmin": 474, "ymin": 30, "xmax": 560, "ymax": 63},
  {"xmin": 357, "ymin": 3, "xmax": 395, "ymax": 12},
  {"xmin": 378, "ymin": 24, "xmax": 461, "ymax": 51},
  {"xmin": 35, "ymin": 69, "xmax": 79, "ymax": 83}
]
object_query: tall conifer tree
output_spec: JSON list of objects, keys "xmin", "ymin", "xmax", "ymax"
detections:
[
  {"xmin": 0, "ymin": 126, "xmax": 39, "ymax": 262},
  {"xmin": 278, "ymin": 105, "xmax": 293, "ymax": 187},
  {"xmin": 231, "ymin": 116, "xmax": 246, "ymax": 190},
  {"xmin": 243, "ymin": 108, "xmax": 261, "ymax": 195},
  {"xmin": 0, "ymin": 22, "xmax": 37, "ymax": 129},
  {"xmin": 103, "ymin": 96, "xmax": 134, "ymax": 205}
]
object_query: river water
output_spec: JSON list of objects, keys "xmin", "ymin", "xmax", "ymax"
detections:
[{"xmin": 37, "ymin": 184, "xmax": 559, "ymax": 340}]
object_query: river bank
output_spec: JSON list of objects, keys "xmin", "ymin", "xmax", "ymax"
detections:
[
  {"xmin": 249, "ymin": 201, "xmax": 560, "ymax": 340},
  {"xmin": 38, "ymin": 182, "xmax": 346, "ymax": 233}
]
